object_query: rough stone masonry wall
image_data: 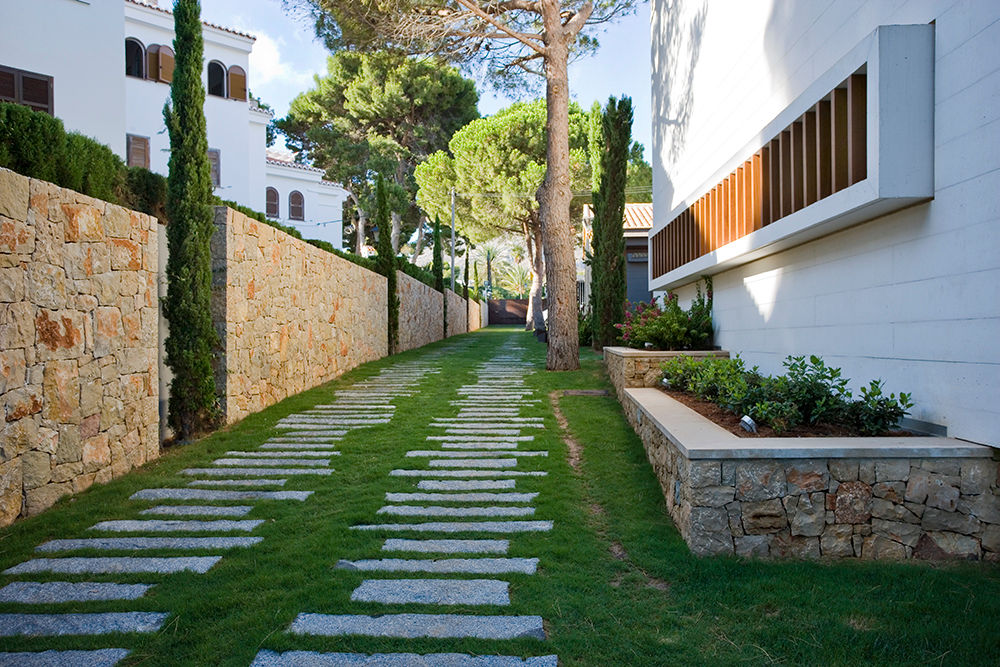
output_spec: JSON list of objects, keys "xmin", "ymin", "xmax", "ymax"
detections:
[
  {"xmin": 620, "ymin": 391, "xmax": 1000, "ymax": 561},
  {"xmin": 604, "ymin": 347, "xmax": 730, "ymax": 402},
  {"xmin": 446, "ymin": 289, "xmax": 467, "ymax": 336},
  {"xmin": 396, "ymin": 270, "xmax": 443, "ymax": 353},
  {"xmin": 0, "ymin": 168, "xmax": 159, "ymax": 526},
  {"xmin": 468, "ymin": 298, "xmax": 482, "ymax": 332},
  {"xmin": 211, "ymin": 208, "xmax": 386, "ymax": 424}
]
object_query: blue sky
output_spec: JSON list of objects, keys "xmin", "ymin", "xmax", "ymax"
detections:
[{"xmin": 199, "ymin": 0, "xmax": 652, "ymax": 158}]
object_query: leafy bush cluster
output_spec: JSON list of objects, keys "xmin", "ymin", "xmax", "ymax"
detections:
[
  {"xmin": 616, "ymin": 278, "xmax": 713, "ymax": 350},
  {"xmin": 661, "ymin": 354, "xmax": 914, "ymax": 435}
]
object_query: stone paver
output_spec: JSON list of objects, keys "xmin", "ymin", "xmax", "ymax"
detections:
[
  {"xmin": 89, "ymin": 519, "xmax": 263, "ymax": 533},
  {"xmin": 416, "ymin": 480, "xmax": 517, "ymax": 490},
  {"xmin": 35, "ymin": 537, "xmax": 262, "ymax": 552},
  {"xmin": 0, "ymin": 649, "xmax": 132, "ymax": 666},
  {"xmin": 385, "ymin": 492, "xmax": 537, "ymax": 503},
  {"xmin": 250, "ymin": 651, "xmax": 557, "ymax": 666},
  {"xmin": 337, "ymin": 558, "xmax": 538, "ymax": 575},
  {"xmin": 132, "ymin": 488, "xmax": 310, "ymax": 501},
  {"xmin": 188, "ymin": 479, "xmax": 288, "ymax": 487},
  {"xmin": 377, "ymin": 505, "xmax": 535, "ymax": 518},
  {"xmin": 4, "ymin": 557, "xmax": 222, "ymax": 575},
  {"xmin": 351, "ymin": 521, "xmax": 553, "ymax": 533},
  {"xmin": 406, "ymin": 451, "xmax": 546, "ymax": 458},
  {"xmin": 351, "ymin": 578, "xmax": 510, "ymax": 605},
  {"xmin": 180, "ymin": 468, "xmax": 332, "ymax": 477},
  {"xmin": 0, "ymin": 612, "xmax": 169, "ymax": 637},
  {"xmin": 288, "ymin": 613, "xmax": 546, "ymax": 640},
  {"xmin": 0, "ymin": 582, "xmax": 152, "ymax": 604},
  {"xmin": 139, "ymin": 505, "xmax": 253, "ymax": 517},
  {"xmin": 381, "ymin": 539, "xmax": 509, "ymax": 554},
  {"xmin": 390, "ymin": 470, "xmax": 545, "ymax": 478},
  {"xmin": 428, "ymin": 459, "xmax": 518, "ymax": 469},
  {"xmin": 427, "ymin": 436, "xmax": 534, "ymax": 442}
]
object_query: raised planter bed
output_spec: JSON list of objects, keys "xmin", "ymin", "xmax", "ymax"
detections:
[
  {"xmin": 620, "ymin": 387, "xmax": 1000, "ymax": 561},
  {"xmin": 603, "ymin": 346, "xmax": 730, "ymax": 401}
]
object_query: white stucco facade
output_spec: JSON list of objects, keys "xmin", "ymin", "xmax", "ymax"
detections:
[
  {"xmin": 265, "ymin": 157, "xmax": 347, "ymax": 250},
  {"xmin": 651, "ymin": 0, "xmax": 1000, "ymax": 447}
]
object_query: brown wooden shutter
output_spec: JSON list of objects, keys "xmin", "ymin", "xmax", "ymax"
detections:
[
  {"xmin": 227, "ymin": 65, "xmax": 246, "ymax": 101},
  {"xmin": 289, "ymin": 191, "xmax": 304, "ymax": 220},
  {"xmin": 126, "ymin": 135, "xmax": 150, "ymax": 169},
  {"xmin": 207, "ymin": 149, "xmax": 220, "ymax": 187},
  {"xmin": 146, "ymin": 45, "xmax": 160, "ymax": 81},
  {"xmin": 20, "ymin": 72, "xmax": 52, "ymax": 114},
  {"xmin": 266, "ymin": 187, "xmax": 279, "ymax": 217},
  {"xmin": 159, "ymin": 46, "xmax": 175, "ymax": 83},
  {"xmin": 0, "ymin": 68, "xmax": 15, "ymax": 102}
]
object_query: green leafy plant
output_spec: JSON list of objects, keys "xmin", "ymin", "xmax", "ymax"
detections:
[
  {"xmin": 616, "ymin": 278, "xmax": 713, "ymax": 351},
  {"xmin": 847, "ymin": 380, "xmax": 914, "ymax": 436}
]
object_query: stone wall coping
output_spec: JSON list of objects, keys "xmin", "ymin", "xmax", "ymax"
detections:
[
  {"xmin": 603, "ymin": 347, "xmax": 731, "ymax": 359},
  {"xmin": 625, "ymin": 388, "xmax": 995, "ymax": 460}
]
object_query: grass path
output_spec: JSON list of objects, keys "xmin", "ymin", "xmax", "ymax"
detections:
[{"xmin": 0, "ymin": 328, "xmax": 998, "ymax": 665}]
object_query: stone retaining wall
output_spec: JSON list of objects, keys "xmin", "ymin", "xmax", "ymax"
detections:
[
  {"xmin": 604, "ymin": 347, "xmax": 730, "ymax": 401},
  {"xmin": 446, "ymin": 289, "xmax": 467, "ymax": 336},
  {"xmin": 397, "ymin": 270, "xmax": 442, "ymax": 353},
  {"xmin": 620, "ymin": 389, "xmax": 1000, "ymax": 560},
  {"xmin": 468, "ymin": 298, "xmax": 482, "ymax": 331},
  {"xmin": 211, "ymin": 207, "xmax": 386, "ymax": 424},
  {"xmin": 0, "ymin": 168, "xmax": 159, "ymax": 526}
]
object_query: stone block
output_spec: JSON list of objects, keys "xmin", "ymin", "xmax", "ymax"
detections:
[
  {"xmin": 4, "ymin": 385, "xmax": 42, "ymax": 421},
  {"xmin": 913, "ymin": 532, "xmax": 980, "ymax": 560},
  {"xmin": 920, "ymin": 459, "xmax": 961, "ymax": 476},
  {"xmin": 50, "ymin": 461, "xmax": 83, "ymax": 483},
  {"xmin": 734, "ymin": 535, "xmax": 770, "ymax": 557},
  {"xmin": 690, "ymin": 485, "xmax": 735, "ymax": 507},
  {"xmin": 820, "ymin": 524, "xmax": 854, "ymax": 557},
  {"xmin": 735, "ymin": 462, "xmax": 786, "ymax": 501},
  {"xmin": 0, "ymin": 214, "xmax": 34, "ymax": 255},
  {"xmin": 770, "ymin": 530, "xmax": 820, "ymax": 558},
  {"xmin": 104, "ymin": 205, "xmax": 131, "ymax": 238},
  {"xmin": 1, "ymin": 302, "xmax": 35, "ymax": 349},
  {"xmin": 742, "ymin": 499, "xmax": 787, "ymax": 534},
  {"xmin": 834, "ymin": 481, "xmax": 872, "ymax": 524},
  {"xmin": 921, "ymin": 507, "xmax": 980, "ymax": 535},
  {"xmin": 872, "ymin": 518, "xmax": 921, "ymax": 547},
  {"xmin": 110, "ymin": 238, "xmax": 142, "ymax": 271},
  {"xmin": 28, "ymin": 263, "xmax": 67, "ymax": 310},
  {"xmin": 689, "ymin": 506, "xmax": 728, "ymax": 535},
  {"xmin": 0, "ymin": 266, "xmax": 25, "ymax": 302},
  {"xmin": 905, "ymin": 468, "xmax": 959, "ymax": 511},
  {"xmin": 861, "ymin": 535, "xmax": 907, "ymax": 560},
  {"xmin": 726, "ymin": 501, "xmax": 744, "ymax": 537},
  {"xmin": 1, "ymin": 417, "xmax": 38, "ymax": 460},
  {"xmin": 981, "ymin": 525, "xmax": 1000, "ymax": 553},
  {"xmin": 785, "ymin": 461, "xmax": 829, "ymax": 495},
  {"xmin": 21, "ymin": 450, "xmax": 51, "ymax": 489},
  {"xmin": 874, "ymin": 459, "xmax": 910, "ymax": 482},
  {"xmin": 0, "ymin": 169, "xmax": 29, "ymax": 220},
  {"xmin": 55, "ymin": 423, "xmax": 82, "ymax": 463},
  {"xmin": 42, "ymin": 359, "xmax": 79, "ymax": 423},
  {"xmin": 960, "ymin": 460, "xmax": 996, "ymax": 495},
  {"xmin": 82, "ymin": 433, "xmax": 111, "ymax": 472},
  {"xmin": 858, "ymin": 461, "xmax": 875, "ymax": 484},
  {"xmin": 969, "ymin": 493, "xmax": 1000, "ymax": 525},
  {"xmin": 24, "ymin": 481, "xmax": 72, "ymax": 516},
  {"xmin": 829, "ymin": 459, "xmax": 858, "ymax": 482},
  {"xmin": 93, "ymin": 306, "xmax": 122, "ymax": 358},
  {"xmin": 61, "ymin": 203, "xmax": 104, "ymax": 242},
  {"xmin": 688, "ymin": 461, "xmax": 720, "ymax": 488},
  {"xmin": 786, "ymin": 492, "xmax": 826, "ymax": 537},
  {"xmin": 687, "ymin": 529, "xmax": 734, "ymax": 556},
  {"xmin": 0, "ymin": 456, "xmax": 23, "ymax": 527},
  {"xmin": 871, "ymin": 498, "xmax": 919, "ymax": 524},
  {"xmin": 35, "ymin": 308, "xmax": 84, "ymax": 359},
  {"xmin": 872, "ymin": 481, "xmax": 905, "ymax": 503},
  {"xmin": 0, "ymin": 349, "xmax": 26, "ymax": 394}
]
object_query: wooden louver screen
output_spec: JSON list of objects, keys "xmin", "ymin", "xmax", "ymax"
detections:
[
  {"xmin": 0, "ymin": 65, "xmax": 54, "ymax": 115},
  {"xmin": 652, "ymin": 72, "xmax": 867, "ymax": 280},
  {"xmin": 228, "ymin": 66, "xmax": 247, "ymax": 102},
  {"xmin": 145, "ymin": 45, "xmax": 174, "ymax": 83},
  {"xmin": 126, "ymin": 135, "xmax": 150, "ymax": 169}
]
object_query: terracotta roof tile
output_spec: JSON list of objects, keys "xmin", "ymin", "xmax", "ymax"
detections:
[{"xmin": 125, "ymin": 0, "xmax": 256, "ymax": 41}]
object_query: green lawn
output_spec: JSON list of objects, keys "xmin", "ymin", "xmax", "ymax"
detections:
[{"xmin": 1, "ymin": 328, "xmax": 997, "ymax": 665}]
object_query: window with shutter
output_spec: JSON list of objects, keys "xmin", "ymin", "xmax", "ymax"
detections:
[
  {"xmin": 126, "ymin": 134, "xmax": 150, "ymax": 169},
  {"xmin": 208, "ymin": 149, "xmax": 221, "ymax": 187},
  {"xmin": 146, "ymin": 45, "xmax": 160, "ymax": 81},
  {"xmin": 0, "ymin": 68, "xmax": 15, "ymax": 103},
  {"xmin": 125, "ymin": 38, "xmax": 145, "ymax": 78},
  {"xmin": 227, "ymin": 65, "xmax": 247, "ymax": 102},
  {"xmin": 0, "ymin": 65, "xmax": 54, "ymax": 115},
  {"xmin": 207, "ymin": 61, "xmax": 226, "ymax": 97},
  {"xmin": 289, "ymin": 191, "xmax": 304, "ymax": 221},
  {"xmin": 159, "ymin": 46, "xmax": 175, "ymax": 83},
  {"xmin": 266, "ymin": 187, "xmax": 279, "ymax": 218}
]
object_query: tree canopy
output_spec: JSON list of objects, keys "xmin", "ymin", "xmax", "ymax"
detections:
[{"xmin": 276, "ymin": 50, "xmax": 479, "ymax": 252}]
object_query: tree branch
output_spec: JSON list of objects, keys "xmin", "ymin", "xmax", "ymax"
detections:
[
  {"xmin": 562, "ymin": 1, "xmax": 593, "ymax": 38},
  {"xmin": 453, "ymin": 0, "xmax": 548, "ymax": 56}
]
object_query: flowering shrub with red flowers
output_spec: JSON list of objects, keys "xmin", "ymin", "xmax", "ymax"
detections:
[{"xmin": 615, "ymin": 277, "xmax": 714, "ymax": 350}]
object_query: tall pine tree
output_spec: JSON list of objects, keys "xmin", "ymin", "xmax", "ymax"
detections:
[
  {"xmin": 590, "ymin": 96, "xmax": 633, "ymax": 350},
  {"xmin": 431, "ymin": 216, "xmax": 446, "ymax": 337},
  {"xmin": 163, "ymin": 0, "xmax": 219, "ymax": 439},
  {"xmin": 374, "ymin": 174, "xmax": 399, "ymax": 353}
]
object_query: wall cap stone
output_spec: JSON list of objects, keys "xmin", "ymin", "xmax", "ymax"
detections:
[
  {"xmin": 625, "ymin": 388, "xmax": 995, "ymax": 460},
  {"xmin": 604, "ymin": 347, "xmax": 730, "ymax": 359}
]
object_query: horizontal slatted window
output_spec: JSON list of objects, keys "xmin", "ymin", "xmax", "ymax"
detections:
[
  {"xmin": 228, "ymin": 65, "xmax": 247, "ymax": 102},
  {"xmin": 0, "ymin": 64, "xmax": 53, "ymax": 115},
  {"xmin": 207, "ymin": 149, "xmax": 221, "ymax": 187},
  {"xmin": 126, "ymin": 135, "xmax": 150, "ymax": 169}
]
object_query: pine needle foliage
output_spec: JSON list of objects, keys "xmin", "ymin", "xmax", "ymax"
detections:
[
  {"xmin": 374, "ymin": 174, "xmax": 399, "ymax": 354},
  {"xmin": 432, "ymin": 216, "xmax": 446, "ymax": 336},
  {"xmin": 162, "ymin": 0, "xmax": 220, "ymax": 439},
  {"xmin": 590, "ymin": 96, "xmax": 633, "ymax": 349}
]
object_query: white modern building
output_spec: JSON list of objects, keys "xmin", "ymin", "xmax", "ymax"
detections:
[
  {"xmin": 0, "ymin": 0, "xmax": 346, "ymax": 249},
  {"xmin": 649, "ymin": 1, "xmax": 999, "ymax": 447}
]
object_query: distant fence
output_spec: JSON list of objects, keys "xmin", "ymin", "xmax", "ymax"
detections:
[{"xmin": 488, "ymin": 299, "xmax": 528, "ymax": 324}]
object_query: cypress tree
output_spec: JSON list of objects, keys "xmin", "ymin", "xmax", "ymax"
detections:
[
  {"xmin": 432, "ymin": 216, "xmax": 446, "ymax": 337},
  {"xmin": 463, "ymin": 239, "xmax": 470, "ymax": 301},
  {"xmin": 374, "ymin": 174, "xmax": 399, "ymax": 353},
  {"xmin": 590, "ymin": 96, "xmax": 633, "ymax": 349},
  {"xmin": 163, "ymin": 0, "xmax": 219, "ymax": 439}
]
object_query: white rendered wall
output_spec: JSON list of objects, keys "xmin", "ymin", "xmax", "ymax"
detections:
[
  {"xmin": 0, "ymin": 0, "xmax": 126, "ymax": 154},
  {"xmin": 265, "ymin": 165, "xmax": 347, "ymax": 250},
  {"xmin": 652, "ymin": 0, "xmax": 1000, "ymax": 446},
  {"xmin": 124, "ymin": 3, "xmax": 255, "ymax": 206}
]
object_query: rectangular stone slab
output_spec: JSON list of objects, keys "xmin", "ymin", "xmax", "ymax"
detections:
[
  {"xmin": 0, "ymin": 612, "xmax": 169, "ymax": 637},
  {"xmin": 139, "ymin": 505, "xmax": 253, "ymax": 517},
  {"xmin": 416, "ymin": 480, "xmax": 517, "ymax": 490},
  {"xmin": 428, "ymin": 460, "xmax": 518, "ymax": 469},
  {"xmin": 180, "ymin": 468, "xmax": 332, "ymax": 477},
  {"xmin": 351, "ymin": 521, "xmax": 552, "ymax": 533},
  {"xmin": 351, "ymin": 578, "xmax": 509, "ymax": 605},
  {"xmin": 212, "ymin": 458, "xmax": 331, "ymax": 467},
  {"xmin": 337, "ymin": 558, "xmax": 538, "ymax": 575},
  {"xmin": 427, "ymin": 436, "xmax": 534, "ymax": 442},
  {"xmin": 188, "ymin": 479, "xmax": 288, "ymax": 487},
  {"xmin": 288, "ymin": 613, "xmax": 546, "ymax": 640},
  {"xmin": 382, "ymin": 539, "xmax": 509, "ymax": 554},
  {"xmin": 35, "ymin": 537, "xmax": 262, "ymax": 552},
  {"xmin": 89, "ymin": 519, "xmax": 263, "ymax": 533},
  {"xmin": 440, "ymin": 443, "xmax": 524, "ymax": 450},
  {"xmin": 0, "ymin": 582, "xmax": 152, "ymax": 603},
  {"xmin": 391, "ymin": 470, "xmax": 545, "ymax": 478},
  {"xmin": 377, "ymin": 506, "xmax": 534, "ymax": 518},
  {"xmin": 4, "ymin": 556, "xmax": 221, "ymax": 575},
  {"xmin": 386, "ymin": 492, "xmax": 537, "ymax": 503},
  {"xmin": 260, "ymin": 444, "xmax": 340, "ymax": 451},
  {"xmin": 132, "ymin": 488, "xmax": 310, "ymax": 501},
  {"xmin": 0, "ymin": 649, "xmax": 132, "ymax": 666},
  {"xmin": 225, "ymin": 451, "xmax": 336, "ymax": 457},
  {"xmin": 407, "ymin": 451, "xmax": 546, "ymax": 458}
]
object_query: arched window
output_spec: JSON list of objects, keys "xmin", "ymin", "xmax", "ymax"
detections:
[
  {"xmin": 227, "ymin": 65, "xmax": 247, "ymax": 101},
  {"xmin": 289, "ymin": 191, "xmax": 304, "ymax": 221},
  {"xmin": 207, "ymin": 61, "xmax": 226, "ymax": 97},
  {"xmin": 146, "ymin": 44, "xmax": 174, "ymax": 83},
  {"xmin": 125, "ymin": 38, "xmax": 145, "ymax": 78},
  {"xmin": 265, "ymin": 187, "xmax": 279, "ymax": 218}
]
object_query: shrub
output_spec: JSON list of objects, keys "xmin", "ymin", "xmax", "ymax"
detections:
[
  {"xmin": 846, "ymin": 380, "xmax": 914, "ymax": 436},
  {"xmin": 616, "ymin": 278, "xmax": 713, "ymax": 351},
  {"xmin": 0, "ymin": 101, "xmax": 65, "ymax": 185},
  {"xmin": 578, "ymin": 305, "xmax": 593, "ymax": 347}
]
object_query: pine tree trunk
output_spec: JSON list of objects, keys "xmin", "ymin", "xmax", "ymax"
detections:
[
  {"xmin": 412, "ymin": 215, "xmax": 426, "ymax": 258},
  {"xmin": 525, "ymin": 219, "xmax": 545, "ymax": 332},
  {"xmin": 356, "ymin": 210, "xmax": 367, "ymax": 255},
  {"xmin": 538, "ymin": 2, "xmax": 580, "ymax": 370},
  {"xmin": 391, "ymin": 211, "xmax": 401, "ymax": 255}
]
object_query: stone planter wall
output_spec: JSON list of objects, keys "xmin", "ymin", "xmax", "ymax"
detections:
[
  {"xmin": 621, "ymin": 388, "xmax": 1000, "ymax": 560},
  {"xmin": 446, "ymin": 289, "xmax": 467, "ymax": 336},
  {"xmin": 397, "ymin": 270, "xmax": 443, "ymax": 353},
  {"xmin": 211, "ymin": 207, "xmax": 387, "ymax": 424},
  {"xmin": 604, "ymin": 346, "xmax": 730, "ymax": 401},
  {"xmin": 0, "ymin": 168, "xmax": 160, "ymax": 526}
]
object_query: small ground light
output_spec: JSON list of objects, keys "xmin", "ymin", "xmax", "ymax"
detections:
[{"xmin": 740, "ymin": 415, "xmax": 758, "ymax": 433}]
